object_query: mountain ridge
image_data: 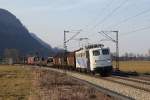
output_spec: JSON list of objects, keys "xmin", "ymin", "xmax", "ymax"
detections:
[{"xmin": 0, "ymin": 8, "xmax": 54, "ymax": 57}]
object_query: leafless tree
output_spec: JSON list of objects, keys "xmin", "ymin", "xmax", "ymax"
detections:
[{"xmin": 4, "ymin": 48, "xmax": 19, "ymax": 63}]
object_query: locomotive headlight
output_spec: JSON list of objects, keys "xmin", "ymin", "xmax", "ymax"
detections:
[{"xmin": 107, "ymin": 60, "xmax": 111, "ymax": 63}]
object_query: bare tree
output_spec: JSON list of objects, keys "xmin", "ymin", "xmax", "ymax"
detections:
[
  {"xmin": 148, "ymin": 49, "xmax": 150, "ymax": 57},
  {"xmin": 4, "ymin": 49, "xmax": 19, "ymax": 63},
  {"xmin": 148, "ymin": 49, "xmax": 150, "ymax": 60}
]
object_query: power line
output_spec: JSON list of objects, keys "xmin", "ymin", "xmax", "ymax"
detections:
[
  {"xmin": 107, "ymin": 8, "xmax": 150, "ymax": 29},
  {"xmin": 66, "ymin": 30, "xmax": 82, "ymax": 43},
  {"xmin": 84, "ymin": 0, "xmax": 115, "ymax": 29},
  {"xmin": 80, "ymin": 0, "xmax": 115, "ymax": 39},
  {"xmin": 98, "ymin": 31, "xmax": 119, "ymax": 70},
  {"xmin": 86, "ymin": 0, "xmax": 128, "ymax": 39},
  {"xmin": 92, "ymin": 0, "xmax": 129, "ymax": 29},
  {"xmin": 99, "ymin": 31, "xmax": 116, "ymax": 42},
  {"xmin": 121, "ymin": 25, "xmax": 150, "ymax": 36}
]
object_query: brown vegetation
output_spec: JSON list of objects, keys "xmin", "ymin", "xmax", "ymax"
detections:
[
  {"xmin": 0, "ymin": 65, "xmax": 32, "ymax": 100},
  {"xmin": 32, "ymin": 67, "xmax": 113, "ymax": 100},
  {"xmin": 113, "ymin": 61, "xmax": 150, "ymax": 73},
  {"xmin": 0, "ymin": 65, "xmax": 113, "ymax": 100}
]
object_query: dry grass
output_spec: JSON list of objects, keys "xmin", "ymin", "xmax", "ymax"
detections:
[
  {"xmin": 33, "ymin": 68, "xmax": 113, "ymax": 100},
  {"xmin": 113, "ymin": 61, "xmax": 150, "ymax": 73},
  {"xmin": 0, "ymin": 65, "xmax": 32, "ymax": 100},
  {"xmin": 0, "ymin": 65, "xmax": 113, "ymax": 100}
]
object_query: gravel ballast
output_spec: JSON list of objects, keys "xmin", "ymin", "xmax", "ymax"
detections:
[{"xmin": 46, "ymin": 67, "xmax": 150, "ymax": 100}]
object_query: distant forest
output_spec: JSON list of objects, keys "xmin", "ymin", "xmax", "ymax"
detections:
[{"xmin": 112, "ymin": 49, "xmax": 150, "ymax": 61}]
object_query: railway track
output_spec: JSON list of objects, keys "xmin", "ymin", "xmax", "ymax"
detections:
[
  {"xmin": 112, "ymin": 76, "xmax": 150, "ymax": 85},
  {"xmin": 38, "ymin": 66, "xmax": 150, "ymax": 100},
  {"xmin": 131, "ymin": 76, "xmax": 150, "ymax": 82},
  {"xmin": 71, "ymin": 76, "xmax": 133, "ymax": 100},
  {"xmin": 102, "ymin": 76, "xmax": 150, "ymax": 93}
]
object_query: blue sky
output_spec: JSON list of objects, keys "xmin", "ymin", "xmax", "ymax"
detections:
[{"xmin": 0, "ymin": 0, "xmax": 150, "ymax": 55}]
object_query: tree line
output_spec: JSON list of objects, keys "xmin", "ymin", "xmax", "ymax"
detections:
[{"xmin": 112, "ymin": 49, "xmax": 150, "ymax": 61}]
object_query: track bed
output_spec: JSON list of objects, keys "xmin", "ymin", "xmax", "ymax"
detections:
[{"xmin": 32, "ymin": 66, "xmax": 114, "ymax": 100}]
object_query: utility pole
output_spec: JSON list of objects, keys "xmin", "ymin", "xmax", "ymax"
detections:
[
  {"xmin": 98, "ymin": 31, "xmax": 119, "ymax": 71},
  {"xmin": 64, "ymin": 30, "xmax": 69, "ymax": 66},
  {"xmin": 112, "ymin": 31, "xmax": 119, "ymax": 70},
  {"xmin": 74, "ymin": 38, "xmax": 89, "ymax": 48},
  {"xmin": 63, "ymin": 29, "xmax": 82, "ymax": 67}
]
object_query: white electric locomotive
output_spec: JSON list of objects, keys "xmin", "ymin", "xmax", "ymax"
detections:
[{"xmin": 75, "ymin": 44, "xmax": 112, "ymax": 75}]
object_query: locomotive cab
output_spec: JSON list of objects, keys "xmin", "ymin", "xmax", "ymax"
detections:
[
  {"xmin": 47, "ymin": 57, "xmax": 54, "ymax": 66},
  {"xmin": 75, "ymin": 44, "xmax": 113, "ymax": 75},
  {"xmin": 89, "ymin": 48, "xmax": 112, "ymax": 75}
]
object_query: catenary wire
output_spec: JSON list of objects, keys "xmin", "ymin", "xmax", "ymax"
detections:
[
  {"xmin": 120, "ymin": 25, "xmax": 150, "ymax": 36},
  {"xmin": 83, "ymin": 0, "xmax": 115, "ymax": 30},
  {"xmin": 92, "ymin": 0, "xmax": 129, "ymax": 30},
  {"xmin": 107, "ymin": 8, "xmax": 150, "ymax": 29}
]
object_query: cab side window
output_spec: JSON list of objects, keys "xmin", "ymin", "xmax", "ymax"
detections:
[
  {"xmin": 93, "ymin": 50, "xmax": 100, "ymax": 56},
  {"xmin": 102, "ymin": 49, "xmax": 109, "ymax": 55}
]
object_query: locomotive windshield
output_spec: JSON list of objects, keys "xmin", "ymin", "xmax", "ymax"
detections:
[
  {"xmin": 47, "ymin": 58, "xmax": 53, "ymax": 63},
  {"xmin": 102, "ymin": 49, "xmax": 109, "ymax": 55},
  {"xmin": 93, "ymin": 50, "xmax": 100, "ymax": 56}
]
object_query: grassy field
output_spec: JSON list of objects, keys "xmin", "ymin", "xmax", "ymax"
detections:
[
  {"xmin": 35, "ymin": 68, "xmax": 113, "ymax": 100},
  {"xmin": 113, "ymin": 61, "xmax": 150, "ymax": 73},
  {"xmin": 0, "ymin": 65, "xmax": 32, "ymax": 100},
  {"xmin": 0, "ymin": 65, "xmax": 113, "ymax": 100},
  {"xmin": 1, "ymin": 63, "xmax": 149, "ymax": 100}
]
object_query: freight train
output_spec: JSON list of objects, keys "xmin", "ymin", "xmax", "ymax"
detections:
[{"xmin": 27, "ymin": 44, "xmax": 113, "ymax": 76}]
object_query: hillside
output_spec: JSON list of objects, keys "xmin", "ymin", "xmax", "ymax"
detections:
[{"xmin": 0, "ymin": 9, "xmax": 53, "ymax": 57}]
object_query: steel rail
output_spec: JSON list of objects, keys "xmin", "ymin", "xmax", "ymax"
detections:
[
  {"xmin": 42, "ymin": 67, "xmax": 134, "ymax": 100},
  {"xmin": 71, "ymin": 76, "xmax": 134, "ymax": 100},
  {"xmin": 101, "ymin": 77, "xmax": 150, "ymax": 93},
  {"xmin": 112, "ymin": 76, "xmax": 150, "ymax": 85}
]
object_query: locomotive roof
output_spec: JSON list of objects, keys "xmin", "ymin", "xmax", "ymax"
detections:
[
  {"xmin": 54, "ymin": 44, "xmax": 105, "ymax": 57},
  {"xmin": 75, "ymin": 44, "xmax": 105, "ymax": 52}
]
